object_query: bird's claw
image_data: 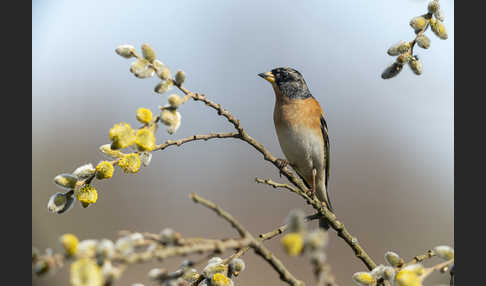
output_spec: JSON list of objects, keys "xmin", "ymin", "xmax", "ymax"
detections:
[{"xmin": 275, "ymin": 158, "xmax": 289, "ymax": 177}]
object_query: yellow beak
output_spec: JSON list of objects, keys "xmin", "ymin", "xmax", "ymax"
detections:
[{"xmin": 258, "ymin": 72, "xmax": 275, "ymax": 83}]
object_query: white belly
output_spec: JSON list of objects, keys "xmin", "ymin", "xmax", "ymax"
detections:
[{"xmin": 275, "ymin": 124, "xmax": 324, "ymax": 181}]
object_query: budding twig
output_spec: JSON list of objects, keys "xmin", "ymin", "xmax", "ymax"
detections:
[{"xmin": 189, "ymin": 193, "xmax": 304, "ymax": 286}]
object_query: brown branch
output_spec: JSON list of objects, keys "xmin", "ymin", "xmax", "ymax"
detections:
[
  {"xmin": 256, "ymin": 177, "xmax": 377, "ymax": 270},
  {"xmin": 402, "ymin": 249, "xmax": 436, "ymax": 268},
  {"xmin": 154, "ymin": 132, "xmax": 240, "ymax": 151},
  {"xmin": 421, "ymin": 259, "xmax": 454, "ymax": 283},
  {"xmin": 189, "ymin": 193, "xmax": 304, "ymax": 286},
  {"xmin": 116, "ymin": 238, "xmax": 252, "ymax": 264}
]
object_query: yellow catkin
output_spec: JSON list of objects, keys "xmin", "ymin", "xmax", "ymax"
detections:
[
  {"xmin": 135, "ymin": 128, "xmax": 156, "ymax": 151},
  {"xmin": 76, "ymin": 184, "xmax": 98, "ymax": 204},
  {"xmin": 70, "ymin": 258, "xmax": 103, "ymax": 286},
  {"xmin": 60, "ymin": 234, "xmax": 79, "ymax": 256},
  {"xmin": 136, "ymin": 108, "xmax": 153, "ymax": 124},
  {"xmin": 280, "ymin": 233, "xmax": 304, "ymax": 256},
  {"xmin": 118, "ymin": 153, "xmax": 141, "ymax": 174},
  {"xmin": 95, "ymin": 161, "xmax": 114, "ymax": 179}
]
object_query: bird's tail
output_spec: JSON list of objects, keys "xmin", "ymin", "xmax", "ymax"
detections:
[
  {"xmin": 319, "ymin": 217, "xmax": 330, "ymax": 230},
  {"xmin": 316, "ymin": 184, "xmax": 333, "ymax": 230}
]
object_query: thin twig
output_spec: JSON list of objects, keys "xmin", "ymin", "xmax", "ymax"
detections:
[
  {"xmin": 154, "ymin": 132, "xmax": 240, "ymax": 151},
  {"xmin": 256, "ymin": 177, "xmax": 377, "ymax": 270},
  {"xmin": 190, "ymin": 193, "xmax": 304, "ymax": 286}
]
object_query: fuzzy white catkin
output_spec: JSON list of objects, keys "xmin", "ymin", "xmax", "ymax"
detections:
[
  {"xmin": 115, "ymin": 45, "xmax": 135, "ymax": 58},
  {"xmin": 72, "ymin": 163, "xmax": 95, "ymax": 179}
]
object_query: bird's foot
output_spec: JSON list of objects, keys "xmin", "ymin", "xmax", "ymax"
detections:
[
  {"xmin": 275, "ymin": 158, "xmax": 289, "ymax": 177},
  {"xmin": 305, "ymin": 188, "xmax": 315, "ymax": 197}
]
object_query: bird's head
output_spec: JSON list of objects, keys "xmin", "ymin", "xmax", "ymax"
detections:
[{"xmin": 258, "ymin": 67, "xmax": 312, "ymax": 99}]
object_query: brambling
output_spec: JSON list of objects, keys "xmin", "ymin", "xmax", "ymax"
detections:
[{"xmin": 259, "ymin": 67, "xmax": 332, "ymax": 229}]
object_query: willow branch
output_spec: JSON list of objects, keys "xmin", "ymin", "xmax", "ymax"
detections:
[
  {"xmin": 402, "ymin": 249, "xmax": 436, "ymax": 268},
  {"xmin": 421, "ymin": 259, "xmax": 454, "ymax": 282},
  {"xmin": 190, "ymin": 193, "xmax": 304, "ymax": 286},
  {"xmin": 256, "ymin": 177, "xmax": 377, "ymax": 270},
  {"xmin": 154, "ymin": 132, "xmax": 240, "ymax": 151}
]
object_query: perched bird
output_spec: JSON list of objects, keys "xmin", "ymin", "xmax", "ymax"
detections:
[{"xmin": 258, "ymin": 67, "xmax": 332, "ymax": 229}]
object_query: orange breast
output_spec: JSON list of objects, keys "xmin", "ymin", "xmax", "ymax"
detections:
[{"xmin": 274, "ymin": 95, "xmax": 323, "ymax": 138}]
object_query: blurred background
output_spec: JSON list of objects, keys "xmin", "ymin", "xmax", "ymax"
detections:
[{"xmin": 32, "ymin": 0, "xmax": 454, "ymax": 285}]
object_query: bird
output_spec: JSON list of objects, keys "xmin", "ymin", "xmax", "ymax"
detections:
[{"xmin": 258, "ymin": 67, "xmax": 332, "ymax": 229}]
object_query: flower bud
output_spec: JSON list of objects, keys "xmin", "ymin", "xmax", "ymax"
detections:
[
  {"xmin": 433, "ymin": 245, "xmax": 454, "ymax": 260},
  {"xmin": 134, "ymin": 67, "xmax": 155, "ymax": 79},
  {"xmin": 101, "ymin": 260, "xmax": 122, "ymax": 284},
  {"xmin": 118, "ymin": 153, "xmax": 141, "ymax": 174},
  {"xmin": 165, "ymin": 110, "xmax": 181, "ymax": 134},
  {"xmin": 395, "ymin": 266, "xmax": 422, "ymax": 286},
  {"xmin": 115, "ymin": 236, "xmax": 134, "ymax": 255},
  {"xmin": 434, "ymin": 9, "xmax": 444, "ymax": 21},
  {"xmin": 109, "ymin": 122, "xmax": 135, "ymax": 150},
  {"xmin": 182, "ymin": 268, "xmax": 200, "ymax": 283},
  {"xmin": 136, "ymin": 108, "xmax": 153, "ymax": 124},
  {"xmin": 427, "ymin": 1, "xmax": 440, "ymax": 14},
  {"xmin": 207, "ymin": 257, "xmax": 223, "ymax": 265},
  {"xmin": 383, "ymin": 266, "xmax": 396, "ymax": 281},
  {"xmin": 154, "ymin": 80, "xmax": 173, "ymax": 94},
  {"xmin": 281, "ymin": 233, "xmax": 304, "ymax": 256},
  {"xmin": 175, "ymin": 70, "xmax": 186, "ymax": 86},
  {"xmin": 77, "ymin": 239, "xmax": 98, "ymax": 258},
  {"xmin": 47, "ymin": 192, "xmax": 75, "ymax": 214},
  {"xmin": 381, "ymin": 62, "xmax": 403, "ymax": 79},
  {"xmin": 70, "ymin": 258, "xmax": 103, "ymax": 286},
  {"xmin": 130, "ymin": 59, "xmax": 149, "ymax": 74},
  {"xmin": 159, "ymin": 228, "xmax": 178, "ymax": 245},
  {"xmin": 416, "ymin": 35, "xmax": 430, "ymax": 49},
  {"xmin": 75, "ymin": 184, "xmax": 98, "ymax": 204},
  {"xmin": 371, "ymin": 264, "xmax": 386, "ymax": 279},
  {"xmin": 410, "ymin": 16, "xmax": 428, "ymax": 33},
  {"xmin": 60, "ymin": 233, "xmax": 79, "ymax": 256},
  {"xmin": 430, "ymin": 18, "xmax": 447, "ymax": 39},
  {"xmin": 99, "ymin": 144, "xmax": 125, "ymax": 159},
  {"xmin": 135, "ymin": 128, "xmax": 156, "ymax": 151},
  {"xmin": 156, "ymin": 66, "xmax": 172, "ymax": 80},
  {"xmin": 384, "ymin": 251, "xmax": 402, "ymax": 267},
  {"xmin": 160, "ymin": 109, "xmax": 175, "ymax": 126},
  {"xmin": 286, "ymin": 209, "xmax": 306, "ymax": 233},
  {"xmin": 229, "ymin": 258, "xmax": 245, "ymax": 276},
  {"xmin": 129, "ymin": 232, "xmax": 144, "ymax": 245},
  {"xmin": 115, "ymin": 45, "xmax": 135, "ymax": 59},
  {"xmin": 153, "ymin": 59, "xmax": 164, "ymax": 69},
  {"xmin": 72, "ymin": 163, "xmax": 96, "ymax": 180},
  {"xmin": 140, "ymin": 152, "xmax": 152, "ymax": 167},
  {"xmin": 148, "ymin": 268, "xmax": 167, "ymax": 280},
  {"xmin": 402, "ymin": 264, "xmax": 424, "ymax": 276},
  {"xmin": 211, "ymin": 273, "xmax": 232, "ymax": 286},
  {"xmin": 95, "ymin": 161, "xmax": 114, "ymax": 180},
  {"xmin": 97, "ymin": 239, "xmax": 115, "ymax": 260},
  {"xmin": 202, "ymin": 262, "xmax": 227, "ymax": 278},
  {"xmin": 304, "ymin": 229, "xmax": 328, "ymax": 251},
  {"xmin": 387, "ymin": 41, "xmax": 410, "ymax": 56},
  {"xmin": 141, "ymin": 43, "xmax": 156, "ymax": 63},
  {"xmin": 352, "ymin": 272, "xmax": 376, "ymax": 286},
  {"xmin": 54, "ymin": 173, "xmax": 78, "ymax": 190},
  {"xmin": 408, "ymin": 56, "xmax": 423, "ymax": 75},
  {"xmin": 168, "ymin": 94, "xmax": 182, "ymax": 108}
]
